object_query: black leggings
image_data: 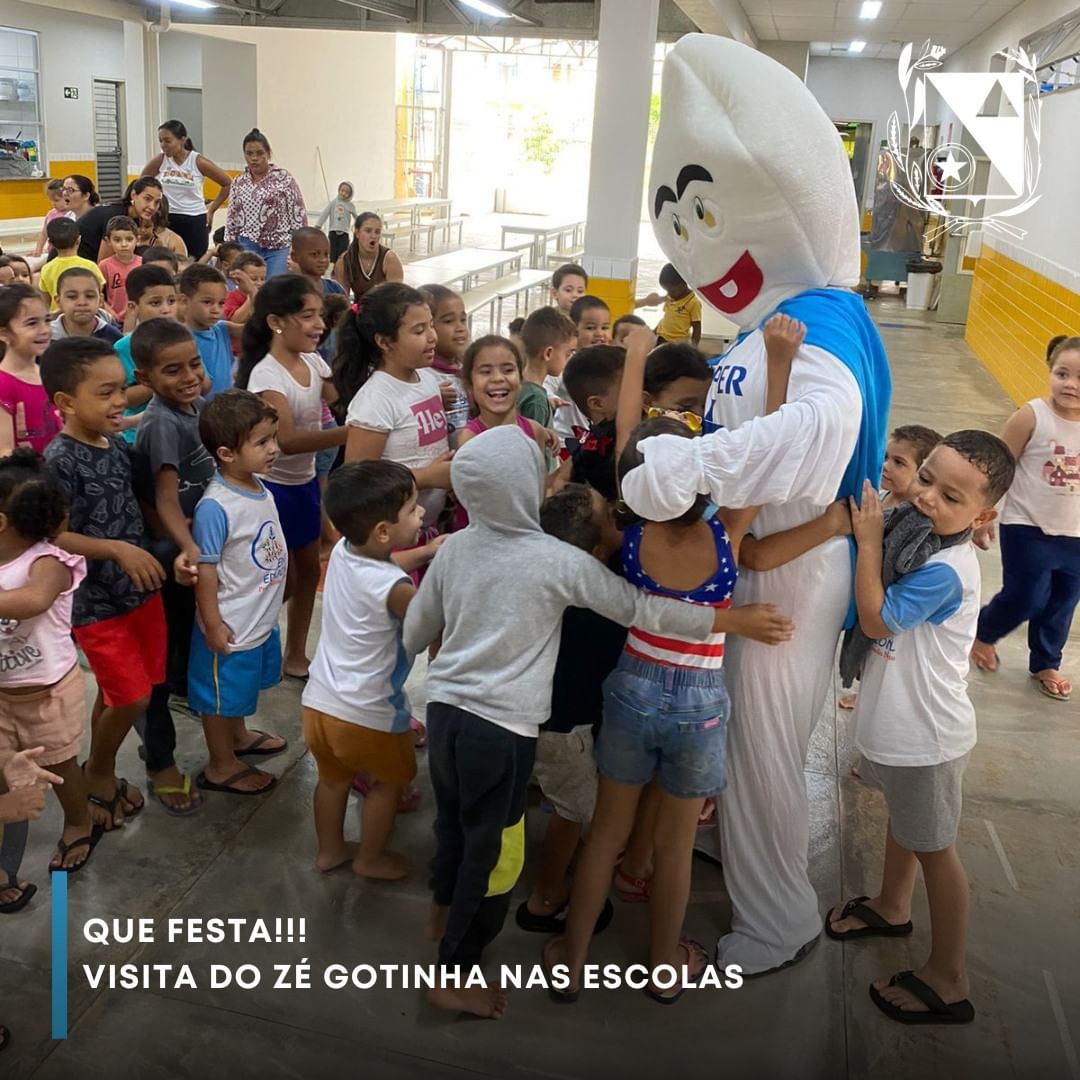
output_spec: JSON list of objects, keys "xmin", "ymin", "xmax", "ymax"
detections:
[
  {"xmin": 329, "ymin": 230, "xmax": 349, "ymax": 264},
  {"xmin": 168, "ymin": 212, "xmax": 210, "ymax": 258}
]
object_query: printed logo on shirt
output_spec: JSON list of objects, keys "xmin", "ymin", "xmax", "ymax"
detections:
[
  {"xmin": 871, "ymin": 636, "xmax": 896, "ymax": 661},
  {"xmin": 251, "ymin": 520, "xmax": 287, "ymax": 590},
  {"xmin": 713, "ymin": 363, "xmax": 747, "ymax": 397},
  {"xmin": 1041, "ymin": 440, "xmax": 1080, "ymax": 492},
  {"xmin": 0, "ymin": 622, "xmax": 43, "ymax": 673},
  {"xmin": 411, "ymin": 395, "xmax": 448, "ymax": 447}
]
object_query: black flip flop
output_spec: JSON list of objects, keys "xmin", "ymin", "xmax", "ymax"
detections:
[
  {"xmin": 116, "ymin": 778, "xmax": 144, "ymax": 819},
  {"xmin": 515, "ymin": 898, "xmax": 614, "ymax": 935},
  {"xmin": 87, "ymin": 786, "xmax": 125, "ymax": 832},
  {"xmin": 542, "ymin": 939, "xmax": 579, "ymax": 1005},
  {"xmin": 48, "ymin": 828, "xmax": 103, "ymax": 875},
  {"xmin": 644, "ymin": 938, "xmax": 710, "ymax": 1005},
  {"xmin": 869, "ymin": 970, "xmax": 975, "ymax": 1025},
  {"xmin": 0, "ymin": 874, "xmax": 36, "ymax": 915},
  {"xmin": 196, "ymin": 768, "xmax": 277, "ymax": 796},
  {"xmin": 235, "ymin": 731, "xmax": 287, "ymax": 758},
  {"xmin": 826, "ymin": 896, "xmax": 913, "ymax": 941}
]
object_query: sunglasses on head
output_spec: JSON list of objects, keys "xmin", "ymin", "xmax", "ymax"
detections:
[{"xmin": 646, "ymin": 406, "xmax": 703, "ymax": 433}]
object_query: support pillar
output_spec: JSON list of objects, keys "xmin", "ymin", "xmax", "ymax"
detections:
[{"xmin": 580, "ymin": 0, "xmax": 660, "ymax": 320}]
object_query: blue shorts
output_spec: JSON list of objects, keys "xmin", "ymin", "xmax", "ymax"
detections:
[
  {"xmin": 264, "ymin": 476, "xmax": 321, "ymax": 551},
  {"xmin": 594, "ymin": 653, "xmax": 730, "ymax": 799},
  {"xmin": 188, "ymin": 624, "xmax": 282, "ymax": 718},
  {"xmin": 315, "ymin": 418, "xmax": 340, "ymax": 479}
]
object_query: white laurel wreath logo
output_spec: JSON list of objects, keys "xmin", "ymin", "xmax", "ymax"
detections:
[{"xmin": 887, "ymin": 40, "xmax": 1042, "ymax": 240}]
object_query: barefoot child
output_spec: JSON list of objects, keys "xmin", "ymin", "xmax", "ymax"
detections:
[
  {"xmin": 0, "ymin": 451, "xmax": 95, "ymax": 872},
  {"xmin": 189, "ymin": 390, "xmax": 288, "ymax": 795},
  {"xmin": 971, "ymin": 335, "xmax": 1080, "ymax": 702},
  {"xmin": 302, "ymin": 460, "xmax": 437, "ymax": 879},
  {"xmin": 826, "ymin": 432, "xmax": 1015, "ymax": 1026}
]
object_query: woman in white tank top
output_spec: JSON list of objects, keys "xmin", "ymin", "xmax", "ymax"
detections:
[
  {"xmin": 972, "ymin": 336, "xmax": 1080, "ymax": 701},
  {"xmin": 140, "ymin": 120, "xmax": 233, "ymax": 259}
]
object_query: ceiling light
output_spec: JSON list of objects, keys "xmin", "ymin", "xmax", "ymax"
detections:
[
  {"xmin": 457, "ymin": 0, "xmax": 513, "ymax": 17},
  {"xmin": 860, "ymin": 1, "xmax": 882, "ymax": 18},
  {"xmin": 849, "ymin": 40, "xmax": 867, "ymax": 53},
  {"xmin": 169, "ymin": 0, "xmax": 218, "ymax": 8}
]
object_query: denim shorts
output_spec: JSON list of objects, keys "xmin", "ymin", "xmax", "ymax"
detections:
[{"xmin": 595, "ymin": 653, "xmax": 730, "ymax": 799}]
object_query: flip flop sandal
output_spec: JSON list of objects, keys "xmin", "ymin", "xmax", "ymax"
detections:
[
  {"xmin": 235, "ymin": 731, "xmax": 288, "ymax": 757},
  {"xmin": 1032, "ymin": 674, "xmax": 1071, "ymax": 701},
  {"xmin": 87, "ymin": 787, "xmax": 125, "ymax": 831},
  {"xmin": 542, "ymin": 939, "xmax": 579, "ymax": 1005},
  {"xmin": 196, "ymin": 768, "xmax": 277, "ymax": 796},
  {"xmin": 825, "ymin": 896, "xmax": 913, "ymax": 941},
  {"xmin": 972, "ymin": 646, "xmax": 1000, "ymax": 672},
  {"xmin": 614, "ymin": 867, "xmax": 652, "ymax": 903},
  {"xmin": 0, "ymin": 874, "xmax": 36, "ymax": 914},
  {"xmin": 515, "ymin": 898, "xmax": 614, "ymax": 936},
  {"xmin": 644, "ymin": 938, "xmax": 710, "ymax": 1005},
  {"xmin": 147, "ymin": 775, "xmax": 204, "ymax": 817},
  {"xmin": 869, "ymin": 970, "xmax": 975, "ymax": 1025},
  {"xmin": 116, "ymin": 778, "xmax": 144, "ymax": 819},
  {"xmin": 48, "ymin": 829, "xmax": 102, "ymax": 875}
]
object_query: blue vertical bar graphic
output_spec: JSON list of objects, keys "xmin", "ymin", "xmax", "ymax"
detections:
[{"xmin": 51, "ymin": 870, "xmax": 68, "ymax": 1039}]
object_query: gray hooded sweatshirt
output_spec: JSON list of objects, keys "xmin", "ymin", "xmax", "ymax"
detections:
[{"xmin": 403, "ymin": 425, "xmax": 716, "ymax": 738}]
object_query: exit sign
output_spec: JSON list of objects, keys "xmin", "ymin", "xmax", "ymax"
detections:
[{"xmin": 63, "ymin": 86, "xmax": 78, "ymax": 99}]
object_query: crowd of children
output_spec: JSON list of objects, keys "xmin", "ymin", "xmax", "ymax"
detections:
[{"xmin": 1, "ymin": 179, "xmax": 1078, "ymax": 1035}]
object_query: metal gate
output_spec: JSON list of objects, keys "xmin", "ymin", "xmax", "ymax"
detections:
[{"xmin": 92, "ymin": 80, "xmax": 123, "ymax": 201}]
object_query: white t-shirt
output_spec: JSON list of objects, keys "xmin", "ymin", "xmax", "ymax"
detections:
[
  {"xmin": 247, "ymin": 352, "xmax": 331, "ymax": 486},
  {"xmin": 192, "ymin": 475, "xmax": 288, "ymax": 650},
  {"xmin": 854, "ymin": 544, "xmax": 980, "ymax": 767},
  {"xmin": 346, "ymin": 368, "xmax": 449, "ymax": 519},
  {"xmin": 302, "ymin": 541, "xmax": 413, "ymax": 733},
  {"xmin": 545, "ymin": 373, "xmax": 588, "ymax": 449}
]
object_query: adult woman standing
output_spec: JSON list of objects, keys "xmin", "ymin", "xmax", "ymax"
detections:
[
  {"xmin": 224, "ymin": 129, "xmax": 306, "ymax": 279},
  {"xmin": 140, "ymin": 120, "xmax": 233, "ymax": 259},
  {"xmin": 95, "ymin": 178, "xmax": 187, "ymax": 261},
  {"xmin": 333, "ymin": 212, "xmax": 403, "ymax": 299}
]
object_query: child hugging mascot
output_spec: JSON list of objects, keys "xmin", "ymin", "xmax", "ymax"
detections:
[{"xmin": 622, "ymin": 34, "xmax": 892, "ymax": 975}]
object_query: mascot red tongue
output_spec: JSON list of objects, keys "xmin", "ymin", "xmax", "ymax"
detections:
[{"xmin": 625, "ymin": 33, "xmax": 892, "ymax": 976}]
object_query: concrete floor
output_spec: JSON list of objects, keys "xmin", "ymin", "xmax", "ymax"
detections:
[{"xmin": 2, "ymin": 270, "xmax": 1078, "ymax": 1077}]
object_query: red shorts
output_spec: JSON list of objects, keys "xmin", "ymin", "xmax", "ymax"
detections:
[{"xmin": 73, "ymin": 593, "xmax": 166, "ymax": 708}]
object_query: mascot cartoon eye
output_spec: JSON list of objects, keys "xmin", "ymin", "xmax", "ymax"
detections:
[
  {"xmin": 671, "ymin": 212, "xmax": 688, "ymax": 242},
  {"xmin": 692, "ymin": 195, "xmax": 721, "ymax": 234}
]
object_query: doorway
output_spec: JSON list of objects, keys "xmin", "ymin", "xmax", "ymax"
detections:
[
  {"xmin": 165, "ymin": 87, "xmax": 203, "ymax": 152},
  {"xmin": 92, "ymin": 79, "xmax": 124, "ymax": 201}
]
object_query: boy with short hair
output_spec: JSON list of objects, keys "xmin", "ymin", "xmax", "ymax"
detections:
[
  {"xmin": 114, "ymin": 264, "xmax": 182, "ymax": 443},
  {"xmin": 562, "ymin": 344, "xmax": 625, "ymax": 500},
  {"xmin": 38, "ymin": 219, "xmax": 106, "ymax": 310},
  {"xmin": 140, "ymin": 247, "xmax": 180, "ymax": 276},
  {"xmin": 518, "ymin": 306, "xmax": 576, "ymax": 430},
  {"xmin": 516, "ymin": 483, "xmax": 626, "ymax": 935},
  {"xmin": 98, "ymin": 215, "xmax": 142, "ymax": 322},
  {"xmin": 302, "ymin": 461, "xmax": 429, "ymax": 881},
  {"xmin": 637, "ymin": 263, "xmax": 702, "ymax": 346},
  {"xmin": 42, "ymin": 337, "xmax": 168, "ymax": 831},
  {"xmin": 826, "ymin": 430, "xmax": 1016, "ymax": 1028},
  {"xmin": 199, "ymin": 240, "xmax": 242, "ymax": 278},
  {"xmin": 612, "ymin": 313, "xmax": 647, "ymax": 347},
  {"xmin": 177, "ymin": 264, "xmax": 252, "ymax": 398},
  {"xmin": 190, "ymin": 389, "xmax": 289, "ymax": 797},
  {"xmin": 50, "ymin": 268, "xmax": 123, "ymax": 345},
  {"xmin": 291, "ymin": 227, "xmax": 346, "ymax": 294},
  {"xmin": 131, "ymin": 319, "xmax": 219, "ymax": 814},
  {"xmin": 569, "ymin": 294, "xmax": 612, "ymax": 349},
  {"xmin": 550, "ymin": 264, "xmax": 588, "ymax": 314}
]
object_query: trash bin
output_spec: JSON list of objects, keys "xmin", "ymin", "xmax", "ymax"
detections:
[{"xmin": 905, "ymin": 258, "xmax": 942, "ymax": 310}]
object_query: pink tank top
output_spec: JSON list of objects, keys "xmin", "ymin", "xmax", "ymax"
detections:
[
  {"xmin": 464, "ymin": 414, "xmax": 535, "ymax": 439},
  {"xmin": 0, "ymin": 370, "xmax": 62, "ymax": 455},
  {"xmin": 0, "ymin": 541, "xmax": 86, "ymax": 687}
]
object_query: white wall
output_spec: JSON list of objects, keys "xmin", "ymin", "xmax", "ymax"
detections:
[
  {"xmin": 160, "ymin": 32, "xmax": 203, "ymax": 91},
  {"xmin": 946, "ymin": 0, "xmax": 1080, "ymax": 73},
  {"xmin": 199, "ymin": 36, "xmax": 256, "ymax": 171},
  {"xmin": 806, "ymin": 56, "xmax": 901, "ymax": 207}
]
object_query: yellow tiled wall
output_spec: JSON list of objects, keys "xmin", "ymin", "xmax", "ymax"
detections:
[{"xmin": 966, "ymin": 245, "xmax": 1080, "ymax": 404}]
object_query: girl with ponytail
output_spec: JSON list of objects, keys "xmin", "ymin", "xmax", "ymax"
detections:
[
  {"xmin": 140, "ymin": 119, "xmax": 234, "ymax": 259},
  {"xmin": 242, "ymin": 274, "xmax": 346, "ymax": 679}
]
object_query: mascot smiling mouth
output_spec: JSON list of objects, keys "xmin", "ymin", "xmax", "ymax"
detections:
[{"xmin": 698, "ymin": 250, "xmax": 763, "ymax": 315}]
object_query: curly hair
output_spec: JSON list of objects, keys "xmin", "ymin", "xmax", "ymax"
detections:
[{"xmin": 0, "ymin": 448, "xmax": 69, "ymax": 541}]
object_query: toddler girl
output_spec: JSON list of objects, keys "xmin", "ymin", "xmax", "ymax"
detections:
[
  {"xmin": 238, "ymin": 274, "xmax": 347, "ymax": 680},
  {"xmin": 420, "ymin": 284, "xmax": 471, "ymax": 444},
  {"xmin": 0, "ymin": 449, "xmax": 96, "ymax": 885},
  {"xmin": 316, "ymin": 181, "xmax": 357, "ymax": 266},
  {"xmin": 0, "ymin": 285, "xmax": 61, "ymax": 456},
  {"xmin": 5, "ymin": 257, "xmax": 33, "ymax": 286},
  {"xmin": 972, "ymin": 334, "xmax": 1080, "ymax": 701}
]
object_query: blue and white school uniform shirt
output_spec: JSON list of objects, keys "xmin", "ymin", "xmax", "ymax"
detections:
[
  {"xmin": 192, "ymin": 321, "xmax": 234, "ymax": 400},
  {"xmin": 302, "ymin": 541, "xmax": 413, "ymax": 733},
  {"xmin": 854, "ymin": 543, "xmax": 980, "ymax": 767},
  {"xmin": 191, "ymin": 474, "xmax": 287, "ymax": 651}
]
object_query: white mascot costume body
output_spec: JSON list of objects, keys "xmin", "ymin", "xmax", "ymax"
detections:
[{"xmin": 624, "ymin": 35, "xmax": 892, "ymax": 974}]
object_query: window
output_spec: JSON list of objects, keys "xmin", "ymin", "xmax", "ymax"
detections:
[
  {"xmin": 1022, "ymin": 11, "xmax": 1080, "ymax": 96},
  {"xmin": 0, "ymin": 27, "xmax": 45, "ymax": 180}
]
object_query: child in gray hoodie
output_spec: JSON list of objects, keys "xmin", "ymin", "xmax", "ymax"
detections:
[{"xmin": 404, "ymin": 424, "xmax": 738, "ymax": 1018}]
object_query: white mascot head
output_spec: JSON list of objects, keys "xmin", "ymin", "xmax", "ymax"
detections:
[{"xmin": 650, "ymin": 34, "xmax": 861, "ymax": 332}]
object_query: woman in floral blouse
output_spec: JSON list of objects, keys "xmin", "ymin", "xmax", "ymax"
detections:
[{"xmin": 224, "ymin": 128, "xmax": 306, "ymax": 279}]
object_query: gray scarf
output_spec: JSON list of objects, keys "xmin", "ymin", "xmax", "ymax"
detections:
[{"xmin": 839, "ymin": 501, "xmax": 971, "ymax": 687}]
